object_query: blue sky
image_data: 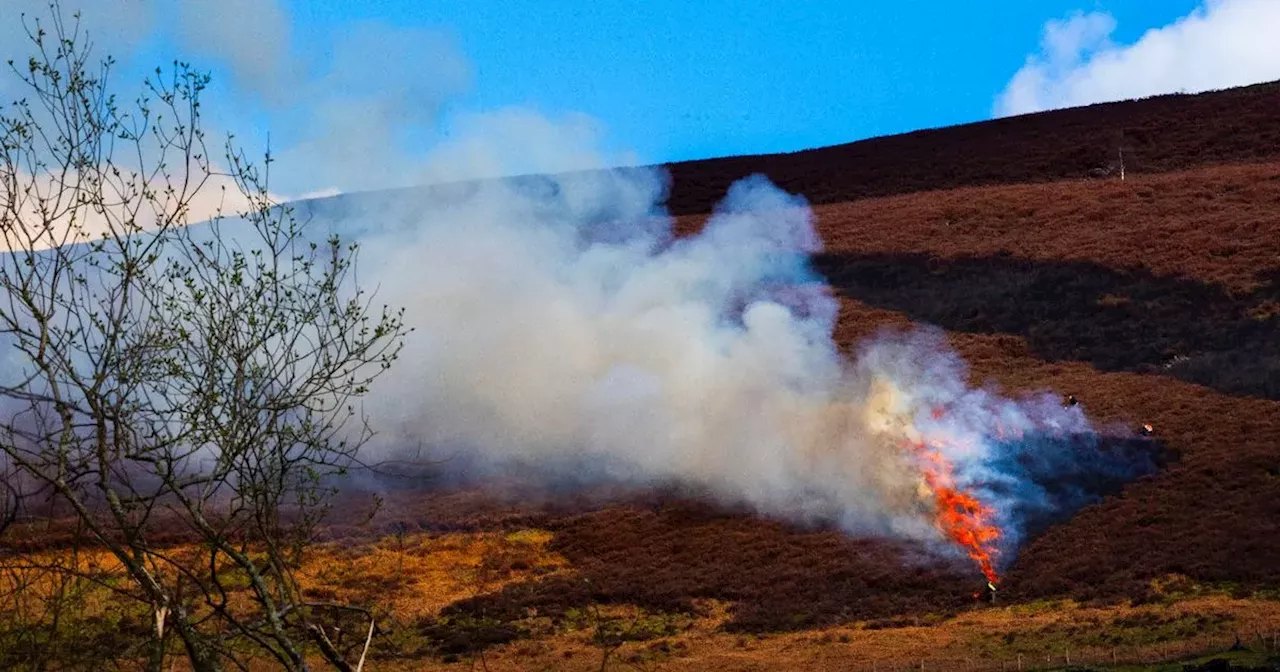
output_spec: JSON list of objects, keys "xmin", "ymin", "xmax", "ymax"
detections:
[
  {"xmin": 5, "ymin": 0, "xmax": 1277, "ymax": 196},
  {"xmin": 274, "ymin": 0, "xmax": 1201, "ymax": 163}
]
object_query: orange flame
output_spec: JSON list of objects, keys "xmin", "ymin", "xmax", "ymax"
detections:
[{"xmin": 905, "ymin": 438, "xmax": 1002, "ymax": 585}]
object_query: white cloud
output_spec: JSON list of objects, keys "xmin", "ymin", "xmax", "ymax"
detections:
[
  {"xmin": 0, "ymin": 1, "xmax": 158, "ymax": 55},
  {"xmin": 995, "ymin": 0, "xmax": 1280, "ymax": 117},
  {"xmin": 0, "ymin": 1, "xmax": 294, "ymax": 98}
]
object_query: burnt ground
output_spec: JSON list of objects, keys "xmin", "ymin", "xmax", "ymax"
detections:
[{"xmin": 812, "ymin": 252, "xmax": 1280, "ymax": 399}]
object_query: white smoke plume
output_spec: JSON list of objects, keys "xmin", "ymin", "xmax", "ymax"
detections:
[{"xmin": 310, "ymin": 133, "xmax": 1152, "ymax": 570}]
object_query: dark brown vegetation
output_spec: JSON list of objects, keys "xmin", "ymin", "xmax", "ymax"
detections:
[
  {"xmin": 548, "ymin": 502, "xmax": 976, "ymax": 631},
  {"xmin": 803, "ymin": 162, "xmax": 1280, "ymax": 293},
  {"xmin": 439, "ymin": 501, "xmax": 975, "ymax": 634},
  {"xmin": 813, "ymin": 250, "xmax": 1279, "ymax": 399},
  {"xmin": 307, "ymin": 80, "xmax": 1280, "ymax": 228},
  {"xmin": 663, "ymin": 80, "xmax": 1280, "ymax": 214}
]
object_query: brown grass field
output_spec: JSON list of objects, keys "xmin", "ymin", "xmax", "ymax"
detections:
[{"xmin": 4, "ymin": 83, "xmax": 1280, "ymax": 670}]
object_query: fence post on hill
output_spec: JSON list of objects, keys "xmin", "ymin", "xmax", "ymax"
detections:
[{"xmin": 1119, "ymin": 147, "xmax": 1126, "ymax": 181}]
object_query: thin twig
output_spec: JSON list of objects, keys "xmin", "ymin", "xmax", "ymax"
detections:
[{"xmin": 355, "ymin": 616, "xmax": 376, "ymax": 672}]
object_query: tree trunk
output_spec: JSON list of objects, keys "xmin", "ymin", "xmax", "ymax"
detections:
[
  {"xmin": 171, "ymin": 608, "xmax": 223, "ymax": 672},
  {"xmin": 146, "ymin": 605, "xmax": 170, "ymax": 672}
]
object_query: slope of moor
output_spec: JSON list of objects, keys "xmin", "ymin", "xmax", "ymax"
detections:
[
  {"xmin": 663, "ymin": 79, "xmax": 1280, "ymax": 213},
  {"xmin": 317, "ymin": 147, "xmax": 1280, "ymax": 666},
  {"xmin": 170, "ymin": 79, "xmax": 1280, "ymax": 670},
  {"xmin": 353, "ymin": 84, "xmax": 1280, "ymax": 630},
  {"xmin": 797, "ymin": 160, "xmax": 1280, "ymax": 602}
]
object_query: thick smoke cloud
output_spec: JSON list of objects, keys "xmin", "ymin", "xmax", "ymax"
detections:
[{"xmin": 310, "ymin": 148, "xmax": 1156, "ymax": 568}]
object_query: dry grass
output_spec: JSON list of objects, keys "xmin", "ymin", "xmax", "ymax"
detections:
[
  {"xmin": 298, "ymin": 529, "xmax": 569, "ymax": 622},
  {"xmin": 9, "ymin": 524, "xmax": 1280, "ymax": 670},
  {"xmin": 315, "ymin": 592, "xmax": 1280, "ymax": 671}
]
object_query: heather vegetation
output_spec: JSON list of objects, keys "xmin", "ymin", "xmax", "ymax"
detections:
[
  {"xmin": 2, "ymin": 4, "xmax": 1279, "ymax": 671},
  {"xmin": 662, "ymin": 80, "xmax": 1280, "ymax": 214}
]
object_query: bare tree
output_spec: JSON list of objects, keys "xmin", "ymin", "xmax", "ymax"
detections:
[{"xmin": 0, "ymin": 4, "xmax": 407, "ymax": 670}]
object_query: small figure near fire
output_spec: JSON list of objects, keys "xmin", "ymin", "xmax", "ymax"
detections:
[{"xmin": 974, "ymin": 580, "xmax": 998, "ymax": 605}]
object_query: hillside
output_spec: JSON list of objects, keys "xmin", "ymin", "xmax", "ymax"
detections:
[
  {"xmin": 335, "ymin": 82, "xmax": 1280, "ymax": 666},
  {"xmin": 5, "ymin": 81, "xmax": 1279, "ymax": 671},
  {"xmin": 295, "ymin": 80, "xmax": 1280, "ymax": 228},
  {"xmin": 797, "ymin": 163, "xmax": 1280, "ymax": 603},
  {"xmin": 664, "ymin": 79, "xmax": 1280, "ymax": 213},
  {"xmin": 659, "ymin": 105, "xmax": 1280, "ymax": 607}
]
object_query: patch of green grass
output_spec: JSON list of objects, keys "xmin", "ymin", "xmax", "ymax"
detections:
[
  {"xmin": 1148, "ymin": 574, "xmax": 1280, "ymax": 602},
  {"xmin": 560, "ymin": 607, "xmax": 692, "ymax": 639},
  {"xmin": 860, "ymin": 611, "xmax": 957, "ymax": 630},
  {"xmin": 968, "ymin": 610, "xmax": 1235, "ymax": 657},
  {"xmin": 0, "ymin": 588, "xmax": 153, "ymax": 671},
  {"xmin": 504, "ymin": 529, "xmax": 552, "ymax": 546},
  {"xmin": 1008, "ymin": 599, "xmax": 1075, "ymax": 616},
  {"xmin": 1104, "ymin": 648, "xmax": 1277, "ymax": 671}
]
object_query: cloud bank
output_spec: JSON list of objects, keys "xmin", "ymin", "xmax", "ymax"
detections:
[{"xmin": 995, "ymin": 0, "xmax": 1280, "ymax": 117}]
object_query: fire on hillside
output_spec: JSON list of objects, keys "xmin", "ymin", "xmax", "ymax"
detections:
[{"xmin": 864, "ymin": 377, "xmax": 1164, "ymax": 586}]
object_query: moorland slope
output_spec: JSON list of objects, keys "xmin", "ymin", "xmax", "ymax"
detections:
[{"xmin": 315, "ymin": 84, "xmax": 1280, "ymax": 653}]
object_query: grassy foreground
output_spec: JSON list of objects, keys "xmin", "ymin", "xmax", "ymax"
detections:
[{"xmin": 6, "ymin": 527, "xmax": 1280, "ymax": 671}]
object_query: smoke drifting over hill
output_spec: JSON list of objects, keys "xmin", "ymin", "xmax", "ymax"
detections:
[{"xmin": 325, "ymin": 156, "xmax": 1157, "ymax": 571}]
